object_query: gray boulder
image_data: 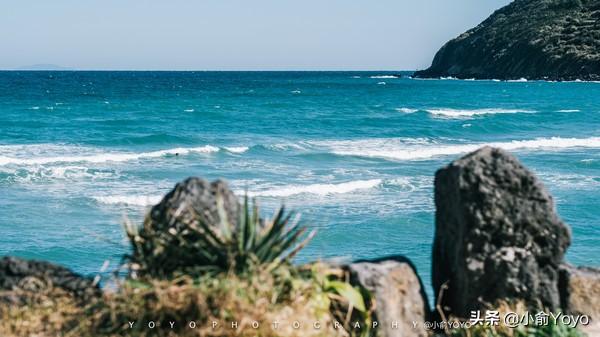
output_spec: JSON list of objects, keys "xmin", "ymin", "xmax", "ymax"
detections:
[
  {"xmin": 149, "ymin": 177, "xmax": 240, "ymax": 235},
  {"xmin": 0, "ymin": 256, "xmax": 99, "ymax": 304},
  {"xmin": 347, "ymin": 256, "xmax": 431, "ymax": 337},
  {"xmin": 128, "ymin": 178, "xmax": 241, "ymax": 277},
  {"xmin": 433, "ymin": 147, "xmax": 571, "ymax": 318}
]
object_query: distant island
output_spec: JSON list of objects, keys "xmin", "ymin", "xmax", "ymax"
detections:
[{"xmin": 414, "ymin": 0, "xmax": 600, "ymax": 81}]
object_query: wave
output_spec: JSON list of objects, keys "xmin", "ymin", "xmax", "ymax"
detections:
[
  {"xmin": 93, "ymin": 195, "xmax": 161, "ymax": 207},
  {"xmin": 557, "ymin": 109, "xmax": 580, "ymax": 113},
  {"xmin": 396, "ymin": 108, "xmax": 418, "ymax": 113},
  {"xmin": 92, "ymin": 179, "xmax": 383, "ymax": 207},
  {"xmin": 425, "ymin": 108, "xmax": 535, "ymax": 118},
  {"xmin": 224, "ymin": 146, "xmax": 250, "ymax": 154},
  {"xmin": 324, "ymin": 136, "xmax": 600, "ymax": 161},
  {"xmin": 0, "ymin": 145, "xmax": 220, "ymax": 166},
  {"xmin": 1, "ymin": 165, "xmax": 118, "ymax": 183},
  {"xmin": 370, "ymin": 75, "xmax": 398, "ymax": 79},
  {"xmin": 240, "ymin": 179, "xmax": 382, "ymax": 198}
]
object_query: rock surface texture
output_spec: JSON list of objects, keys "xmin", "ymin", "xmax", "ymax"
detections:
[
  {"xmin": 347, "ymin": 256, "xmax": 430, "ymax": 337},
  {"xmin": 149, "ymin": 177, "xmax": 240, "ymax": 234},
  {"xmin": 129, "ymin": 178, "xmax": 240, "ymax": 276},
  {"xmin": 559, "ymin": 264, "xmax": 600, "ymax": 334},
  {"xmin": 0, "ymin": 256, "xmax": 99, "ymax": 304},
  {"xmin": 433, "ymin": 147, "xmax": 571, "ymax": 318},
  {"xmin": 414, "ymin": 0, "xmax": 600, "ymax": 81}
]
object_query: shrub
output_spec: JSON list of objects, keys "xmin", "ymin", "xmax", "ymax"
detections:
[{"xmin": 125, "ymin": 195, "xmax": 315, "ymax": 278}]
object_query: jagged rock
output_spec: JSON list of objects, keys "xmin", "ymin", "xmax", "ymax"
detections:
[
  {"xmin": 414, "ymin": 0, "xmax": 600, "ymax": 81},
  {"xmin": 347, "ymin": 256, "xmax": 430, "ymax": 337},
  {"xmin": 149, "ymin": 177, "xmax": 240, "ymax": 234},
  {"xmin": 433, "ymin": 147, "xmax": 571, "ymax": 318},
  {"xmin": 0, "ymin": 256, "xmax": 99, "ymax": 304},
  {"xmin": 559, "ymin": 264, "xmax": 600, "ymax": 333},
  {"xmin": 128, "ymin": 178, "xmax": 241, "ymax": 277}
]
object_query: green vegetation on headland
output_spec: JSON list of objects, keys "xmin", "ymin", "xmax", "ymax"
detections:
[
  {"xmin": 1, "ymin": 149, "xmax": 598, "ymax": 337},
  {"xmin": 414, "ymin": 0, "xmax": 600, "ymax": 81}
]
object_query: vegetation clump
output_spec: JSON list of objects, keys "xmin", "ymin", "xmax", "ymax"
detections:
[{"xmin": 0, "ymin": 195, "xmax": 374, "ymax": 337}]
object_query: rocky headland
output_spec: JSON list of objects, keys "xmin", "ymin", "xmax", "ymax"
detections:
[
  {"xmin": 1, "ymin": 147, "xmax": 599, "ymax": 337},
  {"xmin": 414, "ymin": 0, "xmax": 600, "ymax": 81}
]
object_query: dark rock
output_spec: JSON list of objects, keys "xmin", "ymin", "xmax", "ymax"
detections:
[
  {"xmin": 128, "ymin": 178, "xmax": 240, "ymax": 277},
  {"xmin": 347, "ymin": 256, "xmax": 431, "ymax": 337},
  {"xmin": 414, "ymin": 0, "xmax": 600, "ymax": 81},
  {"xmin": 559, "ymin": 264, "xmax": 600, "ymax": 333},
  {"xmin": 0, "ymin": 256, "xmax": 99, "ymax": 304},
  {"xmin": 149, "ymin": 177, "xmax": 239, "ymax": 234},
  {"xmin": 433, "ymin": 147, "xmax": 571, "ymax": 318}
]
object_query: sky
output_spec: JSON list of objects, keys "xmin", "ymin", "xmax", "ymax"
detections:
[{"xmin": 1, "ymin": 0, "xmax": 511, "ymax": 71}]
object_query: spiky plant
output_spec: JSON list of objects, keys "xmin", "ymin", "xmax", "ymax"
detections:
[{"xmin": 124, "ymin": 195, "xmax": 315, "ymax": 278}]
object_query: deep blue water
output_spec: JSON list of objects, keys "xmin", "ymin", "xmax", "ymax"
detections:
[{"xmin": 1, "ymin": 71, "xmax": 599, "ymax": 298}]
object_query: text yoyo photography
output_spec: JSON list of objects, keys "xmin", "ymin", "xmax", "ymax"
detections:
[{"xmin": 0, "ymin": 0, "xmax": 599, "ymax": 336}]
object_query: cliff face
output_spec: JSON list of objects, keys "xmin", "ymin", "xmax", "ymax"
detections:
[{"xmin": 414, "ymin": 0, "xmax": 600, "ymax": 81}]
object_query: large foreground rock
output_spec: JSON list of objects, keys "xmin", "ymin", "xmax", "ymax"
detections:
[
  {"xmin": 414, "ymin": 0, "xmax": 600, "ymax": 81},
  {"xmin": 559, "ymin": 264, "xmax": 600, "ymax": 334},
  {"xmin": 0, "ymin": 256, "xmax": 99, "ymax": 304},
  {"xmin": 433, "ymin": 147, "xmax": 571, "ymax": 317},
  {"xmin": 129, "ymin": 178, "xmax": 241, "ymax": 277},
  {"xmin": 149, "ymin": 177, "xmax": 240, "ymax": 234},
  {"xmin": 347, "ymin": 256, "xmax": 430, "ymax": 337}
]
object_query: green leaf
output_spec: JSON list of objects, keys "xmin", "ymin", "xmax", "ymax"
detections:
[{"xmin": 325, "ymin": 280, "xmax": 366, "ymax": 312}]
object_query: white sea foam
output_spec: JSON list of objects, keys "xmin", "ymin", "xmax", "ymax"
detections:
[
  {"xmin": 241, "ymin": 179, "xmax": 382, "ymax": 197},
  {"xmin": 224, "ymin": 146, "xmax": 249, "ymax": 154},
  {"xmin": 508, "ymin": 78, "xmax": 528, "ymax": 82},
  {"xmin": 0, "ymin": 145, "xmax": 220, "ymax": 166},
  {"xmin": 377, "ymin": 82, "xmax": 386, "ymax": 85},
  {"xmin": 184, "ymin": 109, "xmax": 194, "ymax": 112},
  {"xmin": 93, "ymin": 195, "xmax": 162, "ymax": 207},
  {"xmin": 396, "ymin": 108, "xmax": 418, "ymax": 113},
  {"xmin": 557, "ymin": 109, "xmax": 580, "ymax": 113},
  {"xmin": 322, "ymin": 137, "xmax": 600, "ymax": 161},
  {"xmin": 370, "ymin": 75, "xmax": 398, "ymax": 79},
  {"xmin": 425, "ymin": 108, "xmax": 535, "ymax": 118}
]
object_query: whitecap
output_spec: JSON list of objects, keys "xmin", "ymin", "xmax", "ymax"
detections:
[
  {"xmin": 425, "ymin": 108, "xmax": 535, "ymax": 118},
  {"xmin": 224, "ymin": 146, "xmax": 249, "ymax": 154},
  {"xmin": 370, "ymin": 75, "xmax": 398, "ymax": 79},
  {"xmin": 508, "ymin": 78, "xmax": 528, "ymax": 82},
  {"xmin": 291, "ymin": 90, "xmax": 301, "ymax": 94},
  {"xmin": 93, "ymin": 195, "xmax": 161, "ymax": 207},
  {"xmin": 557, "ymin": 109, "xmax": 580, "ymax": 113},
  {"xmin": 396, "ymin": 108, "xmax": 418, "ymax": 113},
  {"xmin": 0, "ymin": 145, "xmax": 220, "ymax": 166},
  {"xmin": 377, "ymin": 82, "xmax": 386, "ymax": 85},
  {"xmin": 184, "ymin": 109, "xmax": 195, "ymax": 112},
  {"xmin": 320, "ymin": 136, "xmax": 600, "ymax": 161},
  {"xmin": 240, "ymin": 179, "xmax": 382, "ymax": 198}
]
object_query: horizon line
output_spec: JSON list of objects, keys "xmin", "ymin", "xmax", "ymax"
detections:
[{"xmin": 0, "ymin": 69, "xmax": 417, "ymax": 72}]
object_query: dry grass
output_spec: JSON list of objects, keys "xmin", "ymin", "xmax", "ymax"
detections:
[{"xmin": 0, "ymin": 263, "xmax": 371, "ymax": 337}]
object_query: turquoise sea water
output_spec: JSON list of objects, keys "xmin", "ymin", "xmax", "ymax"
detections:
[{"xmin": 1, "ymin": 71, "xmax": 599, "ymax": 297}]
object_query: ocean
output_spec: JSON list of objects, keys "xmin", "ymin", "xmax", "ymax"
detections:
[{"xmin": 1, "ymin": 71, "xmax": 599, "ymax": 298}]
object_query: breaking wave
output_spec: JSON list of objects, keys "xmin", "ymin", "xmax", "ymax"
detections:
[
  {"xmin": 322, "ymin": 137, "xmax": 600, "ymax": 161},
  {"xmin": 0, "ymin": 145, "xmax": 221, "ymax": 166},
  {"xmin": 241, "ymin": 179, "xmax": 383, "ymax": 198},
  {"xmin": 425, "ymin": 108, "xmax": 535, "ymax": 118},
  {"xmin": 92, "ymin": 195, "xmax": 162, "ymax": 207}
]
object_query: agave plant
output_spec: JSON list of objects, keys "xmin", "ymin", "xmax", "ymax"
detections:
[{"xmin": 124, "ymin": 194, "xmax": 315, "ymax": 278}]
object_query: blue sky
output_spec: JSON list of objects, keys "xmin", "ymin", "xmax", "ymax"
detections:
[{"xmin": 1, "ymin": 0, "xmax": 510, "ymax": 70}]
